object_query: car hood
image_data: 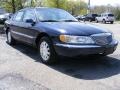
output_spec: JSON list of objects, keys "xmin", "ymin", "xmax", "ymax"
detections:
[{"xmin": 38, "ymin": 22, "xmax": 109, "ymax": 36}]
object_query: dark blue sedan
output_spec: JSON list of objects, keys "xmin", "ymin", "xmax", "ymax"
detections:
[{"xmin": 4, "ymin": 7, "xmax": 118, "ymax": 64}]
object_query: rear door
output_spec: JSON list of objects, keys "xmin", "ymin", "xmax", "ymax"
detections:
[{"xmin": 10, "ymin": 11, "xmax": 25, "ymax": 41}]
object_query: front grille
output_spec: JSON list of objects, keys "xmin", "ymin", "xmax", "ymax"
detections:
[{"xmin": 91, "ymin": 33, "xmax": 112, "ymax": 46}]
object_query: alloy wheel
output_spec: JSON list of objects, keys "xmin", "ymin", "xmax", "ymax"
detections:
[
  {"xmin": 40, "ymin": 41, "xmax": 50, "ymax": 61},
  {"xmin": 7, "ymin": 31, "xmax": 12, "ymax": 43}
]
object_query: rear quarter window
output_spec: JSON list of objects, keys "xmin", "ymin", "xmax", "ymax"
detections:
[{"xmin": 108, "ymin": 14, "xmax": 114, "ymax": 16}]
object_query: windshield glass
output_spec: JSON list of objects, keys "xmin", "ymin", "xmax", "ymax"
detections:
[{"xmin": 36, "ymin": 8, "xmax": 77, "ymax": 22}]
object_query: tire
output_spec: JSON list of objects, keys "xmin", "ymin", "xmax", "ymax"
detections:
[
  {"xmin": 39, "ymin": 37, "xmax": 57, "ymax": 64},
  {"xmin": 89, "ymin": 19, "xmax": 92, "ymax": 22},
  {"xmin": 6, "ymin": 30, "xmax": 16, "ymax": 45},
  {"xmin": 95, "ymin": 19, "xmax": 98, "ymax": 23},
  {"xmin": 110, "ymin": 21, "xmax": 114, "ymax": 24},
  {"xmin": 102, "ymin": 19, "xmax": 106, "ymax": 24},
  {"xmin": 83, "ymin": 19, "xmax": 85, "ymax": 22}
]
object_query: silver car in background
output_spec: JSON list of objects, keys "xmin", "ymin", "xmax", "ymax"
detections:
[{"xmin": 96, "ymin": 13, "xmax": 115, "ymax": 24}]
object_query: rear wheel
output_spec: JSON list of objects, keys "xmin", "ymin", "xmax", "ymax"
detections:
[
  {"xmin": 39, "ymin": 37, "xmax": 57, "ymax": 64},
  {"xmin": 102, "ymin": 19, "xmax": 106, "ymax": 24},
  {"xmin": 6, "ymin": 30, "xmax": 16, "ymax": 45},
  {"xmin": 110, "ymin": 21, "xmax": 114, "ymax": 24}
]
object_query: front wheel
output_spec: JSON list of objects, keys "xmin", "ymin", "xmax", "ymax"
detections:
[
  {"xmin": 6, "ymin": 30, "xmax": 16, "ymax": 45},
  {"xmin": 89, "ymin": 19, "xmax": 92, "ymax": 22},
  {"xmin": 95, "ymin": 19, "xmax": 98, "ymax": 23},
  {"xmin": 39, "ymin": 37, "xmax": 57, "ymax": 64}
]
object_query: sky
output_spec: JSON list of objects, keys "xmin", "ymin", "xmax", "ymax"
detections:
[{"xmin": 83, "ymin": 0, "xmax": 120, "ymax": 6}]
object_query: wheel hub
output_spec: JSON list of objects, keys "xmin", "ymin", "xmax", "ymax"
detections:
[
  {"xmin": 7, "ymin": 32, "xmax": 11, "ymax": 43},
  {"xmin": 40, "ymin": 41, "xmax": 50, "ymax": 61}
]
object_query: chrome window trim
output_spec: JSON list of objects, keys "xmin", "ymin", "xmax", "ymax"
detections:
[{"xmin": 11, "ymin": 30, "xmax": 35, "ymax": 39}]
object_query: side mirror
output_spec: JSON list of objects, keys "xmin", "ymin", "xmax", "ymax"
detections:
[
  {"xmin": 26, "ymin": 19, "xmax": 34, "ymax": 23},
  {"xmin": 25, "ymin": 19, "xmax": 36, "ymax": 26}
]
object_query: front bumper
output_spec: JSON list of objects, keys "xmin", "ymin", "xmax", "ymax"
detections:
[{"xmin": 54, "ymin": 40, "xmax": 118, "ymax": 57}]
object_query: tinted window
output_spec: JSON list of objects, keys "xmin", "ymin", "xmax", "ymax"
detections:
[
  {"xmin": 108, "ymin": 14, "xmax": 114, "ymax": 16},
  {"xmin": 14, "ymin": 11, "xmax": 24, "ymax": 21},
  {"xmin": 92, "ymin": 14, "xmax": 98, "ymax": 17},
  {"xmin": 98, "ymin": 15, "xmax": 101, "ymax": 17},
  {"xmin": 23, "ymin": 10, "xmax": 36, "ymax": 22},
  {"xmin": 87, "ymin": 14, "xmax": 91, "ymax": 17}
]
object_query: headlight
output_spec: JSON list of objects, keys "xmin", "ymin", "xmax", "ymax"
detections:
[{"xmin": 59, "ymin": 35, "xmax": 95, "ymax": 44}]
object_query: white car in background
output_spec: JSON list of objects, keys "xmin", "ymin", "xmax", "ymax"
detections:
[{"xmin": 95, "ymin": 13, "xmax": 115, "ymax": 24}]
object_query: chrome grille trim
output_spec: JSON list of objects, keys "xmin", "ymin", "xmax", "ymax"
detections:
[{"xmin": 91, "ymin": 33, "xmax": 112, "ymax": 46}]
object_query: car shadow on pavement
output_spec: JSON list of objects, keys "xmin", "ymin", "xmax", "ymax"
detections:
[{"xmin": 12, "ymin": 43, "xmax": 120, "ymax": 80}]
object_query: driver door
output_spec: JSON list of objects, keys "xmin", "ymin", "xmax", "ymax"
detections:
[{"xmin": 20, "ymin": 9, "xmax": 38, "ymax": 44}]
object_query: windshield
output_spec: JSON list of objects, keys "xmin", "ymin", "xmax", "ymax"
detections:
[{"xmin": 36, "ymin": 8, "xmax": 78, "ymax": 22}]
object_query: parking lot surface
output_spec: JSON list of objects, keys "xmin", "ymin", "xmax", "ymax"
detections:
[{"xmin": 0, "ymin": 23, "xmax": 120, "ymax": 90}]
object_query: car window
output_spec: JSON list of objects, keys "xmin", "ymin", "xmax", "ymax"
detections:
[
  {"xmin": 36, "ymin": 8, "xmax": 76, "ymax": 21},
  {"xmin": 36, "ymin": 9, "xmax": 76, "ymax": 21},
  {"xmin": 23, "ymin": 10, "xmax": 36, "ymax": 22},
  {"xmin": 108, "ymin": 14, "xmax": 114, "ymax": 16},
  {"xmin": 87, "ymin": 14, "xmax": 91, "ymax": 17},
  {"xmin": 14, "ymin": 11, "xmax": 24, "ymax": 22},
  {"xmin": 97, "ymin": 15, "xmax": 100, "ymax": 17},
  {"xmin": 92, "ymin": 14, "xmax": 98, "ymax": 17}
]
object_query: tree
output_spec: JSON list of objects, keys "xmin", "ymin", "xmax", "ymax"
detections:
[
  {"xmin": 66, "ymin": 0, "xmax": 87, "ymax": 15},
  {"xmin": 44, "ymin": 0, "xmax": 67, "ymax": 10},
  {"xmin": 0, "ymin": 0, "xmax": 27, "ymax": 13},
  {"xmin": 0, "ymin": 0, "xmax": 88, "ymax": 16},
  {"xmin": 0, "ymin": 0, "xmax": 16, "ymax": 13},
  {"xmin": 11, "ymin": 0, "xmax": 15, "ymax": 13},
  {"xmin": 44, "ymin": 0, "xmax": 87, "ymax": 15}
]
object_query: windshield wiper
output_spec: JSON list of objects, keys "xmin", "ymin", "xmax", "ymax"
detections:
[
  {"xmin": 61, "ymin": 20, "xmax": 78, "ymax": 22},
  {"xmin": 40, "ymin": 20, "xmax": 60, "ymax": 22}
]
